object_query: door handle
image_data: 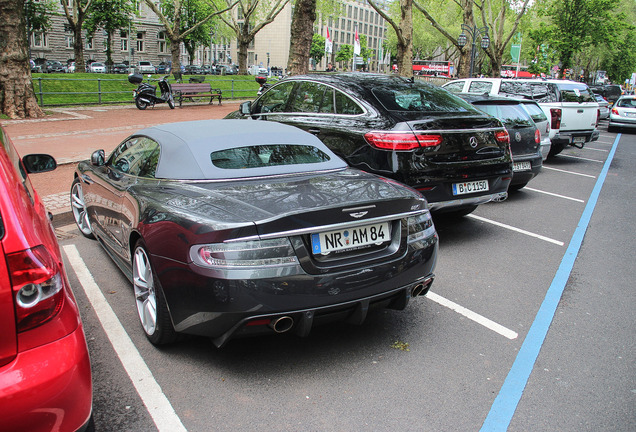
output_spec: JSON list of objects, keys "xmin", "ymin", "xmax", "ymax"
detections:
[
  {"xmin": 308, "ymin": 128, "xmax": 321, "ymax": 135},
  {"xmin": 80, "ymin": 174, "xmax": 94, "ymax": 184}
]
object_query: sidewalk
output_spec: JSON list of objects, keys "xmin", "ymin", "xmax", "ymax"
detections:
[{"xmin": 1, "ymin": 102, "xmax": 243, "ymax": 228}]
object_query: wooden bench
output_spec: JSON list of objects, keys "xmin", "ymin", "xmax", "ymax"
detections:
[{"xmin": 171, "ymin": 83, "xmax": 222, "ymax": 107}]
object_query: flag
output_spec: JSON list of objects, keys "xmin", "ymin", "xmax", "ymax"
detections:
[
  {"xmin": 353, "ymin": 27, "xmax": 361, "ymax": 56},
  {"xmin": 325, "ymin": 27, "xmax": 333, "ymax": 54}
]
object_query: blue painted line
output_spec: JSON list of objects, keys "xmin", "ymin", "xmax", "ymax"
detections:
[{"xmin": 480, "ymin": 134, "xmax": 621, "ymax": 431}]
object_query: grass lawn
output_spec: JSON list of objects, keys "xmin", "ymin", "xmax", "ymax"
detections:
[{"xmin": 31, "ymin": 72, "xmax": 264, "ymax": 106}]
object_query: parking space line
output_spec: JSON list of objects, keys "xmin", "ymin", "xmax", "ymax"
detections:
[
  {"xmin": 583, "ymin": 147, "xmax": 609, "ymax": 152},
  {"xmin": 481, "ymin": 134, "xmax": 620, "ymax": 431},
  {"xmin": 558, "ymin": 154, "xmax": 605, "ymax": 163},
  {"xmin": 467, "ymin": 214, "xmax": 564, "ymax": 246},
  {"xmin": 524, "ymin": 187, "xmax": 585, "ymax": 203},
  {"xmin": 542, "ymin": 166, "xmax": 596, "ymax": 178},
  {"xmin": 63, "ymin": 245, "xmax": 187, "ymax": 432},
  {"xmin": 427, "ymin": 292, "xmax": 518, "ymax": 340}
]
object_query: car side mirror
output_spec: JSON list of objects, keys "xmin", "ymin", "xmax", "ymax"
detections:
[
  {"xmin": 91, "ymin": 150, "xmax": 106, "ymax": 166},
  {"xmin": 22, "ymin": 154, "xmax": 57, "ymax": 174},
  {"xmin": 240, "ymin": 101, "xmax": 252, "ymax": 115}
]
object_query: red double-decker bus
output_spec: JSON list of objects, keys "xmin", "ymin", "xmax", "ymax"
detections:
[
  {"xmin": 500, "ymin": 65, "xmax": 534, "ymax": 78},
  {"xmin": 412, "ymin": 60, "xmax": 453, "ymax": 77}
]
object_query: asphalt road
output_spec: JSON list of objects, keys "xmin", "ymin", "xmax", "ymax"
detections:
[{"xmin": 56, "ymin": 123, "xmax": 635, "ymax": 432}]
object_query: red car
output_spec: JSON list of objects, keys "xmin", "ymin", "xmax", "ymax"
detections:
[{"xmin": 0, "ymin": 126, "xmax": 92, "ymax": 431}]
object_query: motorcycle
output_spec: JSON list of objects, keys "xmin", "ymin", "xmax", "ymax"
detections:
[
  {"xmin": 255, "ymin": 75, "xmax": 271, "ymax": 96},
  {"xmin": 128, "ymin": 73, "xmax": 175, "ymax": 110}
]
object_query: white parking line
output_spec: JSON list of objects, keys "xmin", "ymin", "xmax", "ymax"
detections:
[
  {"xmin": 583, "ymin": 147, "xmax": 609, "ymax": 152},
  {"xmin": 467, "ymin": 214, "xmax": 564, "ymax": 246},
  {"xmin": 524, "ymin": 187, "xmax": 585, "ymax": 203},
  {"xmin": 427, "ymin": 292, "xmax": 518, "ymax": 340},
  {"xmin": 558, "ymin": 154, "xmax": 605, "ymax": 163},
  {"xmin": 542, "ymin": 166, "xmax": 597, "ymax": 178},
  {"xmin": 63, "ymin": 245, "xmax": 187, "ymax": 432}
]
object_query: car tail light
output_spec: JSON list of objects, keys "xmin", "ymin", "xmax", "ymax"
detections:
[
  {"xmin": 364, "ymin": 132, "xmax": 442, "ymax": 151},
  {"xmin": 7, "ymin": 245, "xmax": 64, "ymax": 333},
  {"xmin": 407, "ymin": 211, "xmax": 436, "ymax": 247},
  {"xmin": 596, "ymin": 109, "xmax": 600, "ymax": 126},
  {"xmin": 550, "ymin": 108, "xmax": 562, "ymax": 129},
  {"xmin": 535, "ymin": 128, "xmax": 541, "ymax": 144},
  {"xmin": 494, "ymin": 130, "xmax": 510, "ymax": 143},
  {"xmin": 191, "ymin": 238, "xmax": 299, "ymax": 269},
  {"xmin": 611, "ymin": 107, "xmax": 619, "ymax": 115}
]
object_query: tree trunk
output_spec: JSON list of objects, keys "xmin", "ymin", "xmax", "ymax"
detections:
[
  {"xmin": 170, "ymin": 39, "xmax": 182, "ymax": 81},
  {"xmin": 396, "ymin": 0, "xmax": 413, "ymax": 78},
  {"xmin": 457, "ymin": 0, "xmax": 474, "ymax": 78},
  {"xmin": 105, "ymin": 32, "xmax": 113, "ymax": 69},
  {"xmin": 0, "ymin": 0, "xmax": 44, "ymax": 118},
  {"xmin": 73, "ymin": 25, "xmax": 85, "ymax": 72},
  {"xmin": 286, "ymin": 0, "xmax": 316, "ymax": 75}
]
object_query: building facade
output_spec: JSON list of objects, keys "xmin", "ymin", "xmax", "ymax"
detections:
[{"xmin": 29, "ymin": 0, "xmax": 387, "ymax": 73}]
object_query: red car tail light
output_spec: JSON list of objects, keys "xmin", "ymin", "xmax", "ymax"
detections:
[
  {"xmin": 535, "ymin": 128, "xmax": 541, "ymax": 144},
  {"xmin": 7, "ymin": 245, "xmax": 64, "ymax": 333},
  {"xmin": 494, "ymin": 130, "xmax": 510, "ymax": 143},
  {"xmin": 364, "ymin": 132, "xmax": 441, "ymax": 150},
  {"xmin": 596, "ymin": 108, "xmax": 600, "ymax": 126},
  {"xmin": 611, "ymin": 107, "xmax": 619, "ymax": 115},
  {"xmin": 550, "ymin": 108, "xmax": 562, "ymax": 129}
]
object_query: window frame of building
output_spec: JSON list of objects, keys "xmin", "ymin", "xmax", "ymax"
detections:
[
  {"xmin": 136, "ymin": 31, "xmax": 145, "ymax": 53},
  {"xmin": 158, "ymin": 31, "xmax": 167, "ymax": 53},
  {"xmin": 32, "ymin": 31, "xmax": 48, "ymax": 48},
  {"xmin": 64, "ymin": 25, "xmax": 73, "ymax": 49}
]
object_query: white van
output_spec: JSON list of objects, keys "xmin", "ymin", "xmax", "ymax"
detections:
[{"xmin": 443, "ymin": 78, "xmax": 600, "ymax": 156}]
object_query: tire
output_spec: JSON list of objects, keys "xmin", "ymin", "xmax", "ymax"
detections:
[
  {"xmin": 70, "ymin": 178, "xmax": 95, "ymax": 239},
  {"xmin": 132, "ymin": 240, "xmax": 178, "ymax": 345},
  {"xmin": 135, "ymin": 97, "xmax": 148, "ymax": 110},
  {"xmin": 167, "ymin": 94, "xmax": 175, "ymax": 109}
]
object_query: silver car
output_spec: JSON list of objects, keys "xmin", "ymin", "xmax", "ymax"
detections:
[{"xmin": 608, "ymin": 95, "xmax": 636, "ymax": 132}]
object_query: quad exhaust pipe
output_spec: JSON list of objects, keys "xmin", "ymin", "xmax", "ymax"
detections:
[{"xmin": 269, "ymin": 316, "xmax": 294, "ymax": 333}]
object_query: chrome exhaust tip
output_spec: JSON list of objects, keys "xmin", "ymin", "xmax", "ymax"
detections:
[
  {"xmin": 411, "ymin": 284, "xmax": 426, "ymax": 297},
  {"xmin": 269, "ymin": 316, "xmax": 294, "ymax": 333},
  {"xmin": 411, "ymin": 276, "xmax": 434, "ymax": 297}
]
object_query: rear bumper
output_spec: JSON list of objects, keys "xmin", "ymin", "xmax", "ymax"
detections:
[
  {"xmin": 0, "ymin": 326, "xmax": 92, "ymax": 432},
  {"xmin": 552, "ymin": 129, "xmax": 599, "ymax": 147}
]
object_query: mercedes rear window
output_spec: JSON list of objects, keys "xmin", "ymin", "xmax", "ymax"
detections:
[{"xmin": 372, "ymin": 83, "xmax": 478, "ymax": 113}]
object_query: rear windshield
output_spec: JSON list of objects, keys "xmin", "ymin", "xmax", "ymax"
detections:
[
  {"xmin": 211, "ymin": 144, "xmax": 331, "ymax": 170},
  {"xmin": 616, "ymin": 98, "xmax": 636, "ymax": 108},
  {"xmin": 473, "ymin": 103, "xmax": 533, "ymax": 127},
  {"xmin": 556, "ymin": 83, "xmax": 596, "ymax": 103},
  {"xmin": 372, "ymin": 82, "xmax": 478, "ymax": 113},
  {"xmin": 521, "ymin": 103, "xmax": 547, "ymax": 123}
]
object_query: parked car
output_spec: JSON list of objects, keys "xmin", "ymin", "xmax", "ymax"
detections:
[
  {"xmin": 590, "ymin": 84, "xmax": 623, "ymax": 106},
  {"xmin": 70, "ymin": 119, "xmax": 438, "ymax": 347},
  {"xmin": 228, "ymin": 73, "xmax": 513, "ymax": 216},
  {"xmin": 184, "ymin": 64, "xmax": 203, "ymax": 75},
  {"xmin": 112, "ymin": 63, "xmax": 128, "ymax": 74},
  {"xmin": 442, "ymin": 78, "xmax": 600, "ymax": 157},
  {"xmin": 518, "ymin": 99, "xmax": 552, "ymax": 161},
  {"xmin": 30, "ymin": 59, "xmax": 42, "ymax": 73},
  {"xmin": 88, "ymin": 61, "xmax": 106, "ymax": 73},
  {"xmin": 66, "ymin": 61, "xmax": 76, "ymax": 73},
  {"xmin": 608, "ymin": 95, "xmax": 636, "ymax": 132},
  {"xmin": 215, "ymin": 64, "xmax": 238, "ymax": 75},
  {"xmin": 137, "ymin": 61, "xmax": 156, "ymax": 74},
  {"xmin": 459, "ymin": 94, "xmax": 542, "ymax": 190},
  {"xmin": 201, "ymin": 64, "xmax": 213, "ymax": 74},
  {"xmin": 44, "ymin": 60, "xmax": 66, "ymax": 73},
  {"xmin": 0, "ymin": 125, "xmax": 93, "ymax": 432},
  {"xmin": 593, "ymin": 93, "xmax": 610, "ymax": 120},
  {"xmin": 156, "ymin": 62, "xmax": 170, "ymax": 74}
]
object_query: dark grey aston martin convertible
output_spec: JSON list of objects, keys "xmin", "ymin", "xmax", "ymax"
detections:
[{"xmin": 71, "ymin": 120, "xmax": 438, "ymax": 347}]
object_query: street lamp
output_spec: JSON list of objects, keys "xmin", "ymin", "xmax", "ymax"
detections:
[{"xmin": 457, "ymin": 24, "xmax": 489, "ymax": 77}]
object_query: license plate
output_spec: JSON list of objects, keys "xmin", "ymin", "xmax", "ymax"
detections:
[
  {"xmin": 572, "ymin": 136, "xmax": 586, "ymax": 144},
  {"xmin": 513, "ymin": 161, "xmax": 532, "ymax": 172},
  {"xmin": 626, "ymin": 112, "xmax": 636, "ymax": 117},
  {"xmin": 452, "ymin": 180, "xmax": 489, "ymax": 196},
  {"xmin": 311, "ymin": 222, "xmax": 390, "ymax": 255}
]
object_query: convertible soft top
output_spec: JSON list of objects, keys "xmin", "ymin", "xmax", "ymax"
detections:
[{"xmin": 134, "ymin": 119, "xmax": 347, "ymax": 180}]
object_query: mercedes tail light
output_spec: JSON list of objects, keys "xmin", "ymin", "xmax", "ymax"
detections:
[
  {"xmin": 550, "ymin": 108, "xmax": 562, "ymax": 129},
  {"xmin": 364, "ymin": 132, "xmax": 442, "ymax": 151},
  {"xmin": 494, "ymin": 130, "xmax": 510, "ymax": 144},
  {"xmin": 7, "ymin": 245, "xmax": 64, "ymax": 333}
]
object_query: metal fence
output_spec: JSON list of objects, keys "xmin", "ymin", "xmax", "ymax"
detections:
[{"xmin": 32, "ymin": 76, "xmax": 261, "ymax": 107}]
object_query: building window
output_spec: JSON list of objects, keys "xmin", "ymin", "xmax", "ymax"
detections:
[
  {"xmin": 136, "ymin": 32, "xmax": 145, "ymax": 52},
  {"xmin": 32, "ymin": 31, "xmax": 48, "ymax": 48},
  {"xmin": 347, "ymin": 20, "xmax": 351, "ymax": 31},
  {"xmin": 365, "ymin": 10, "xmax": 369, "ymax": 22},
  {"xmin": 158, "ymin": 31, "xmax": 167, "ymax": 53},
  {"xmin": 354, "ymin": 7, "xmax": 357, "ymax": 20},
  {"xmin": 85, "ymin": 37, "xmax": 93, "ymax": 50},
  {"xmin": 364, "ymin": 24, "xmax": 367, "ymax": 34},
  {"xmin": 64, "ymin": 26, "xmax": 73, "ymax": 49},
  {"xmin": 120, "ymin": 30, "xmax": 128, "ymax": 52},
  {"xmin": 348, "ymin": 5, "xmax": 352, "ymax": 17}
]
